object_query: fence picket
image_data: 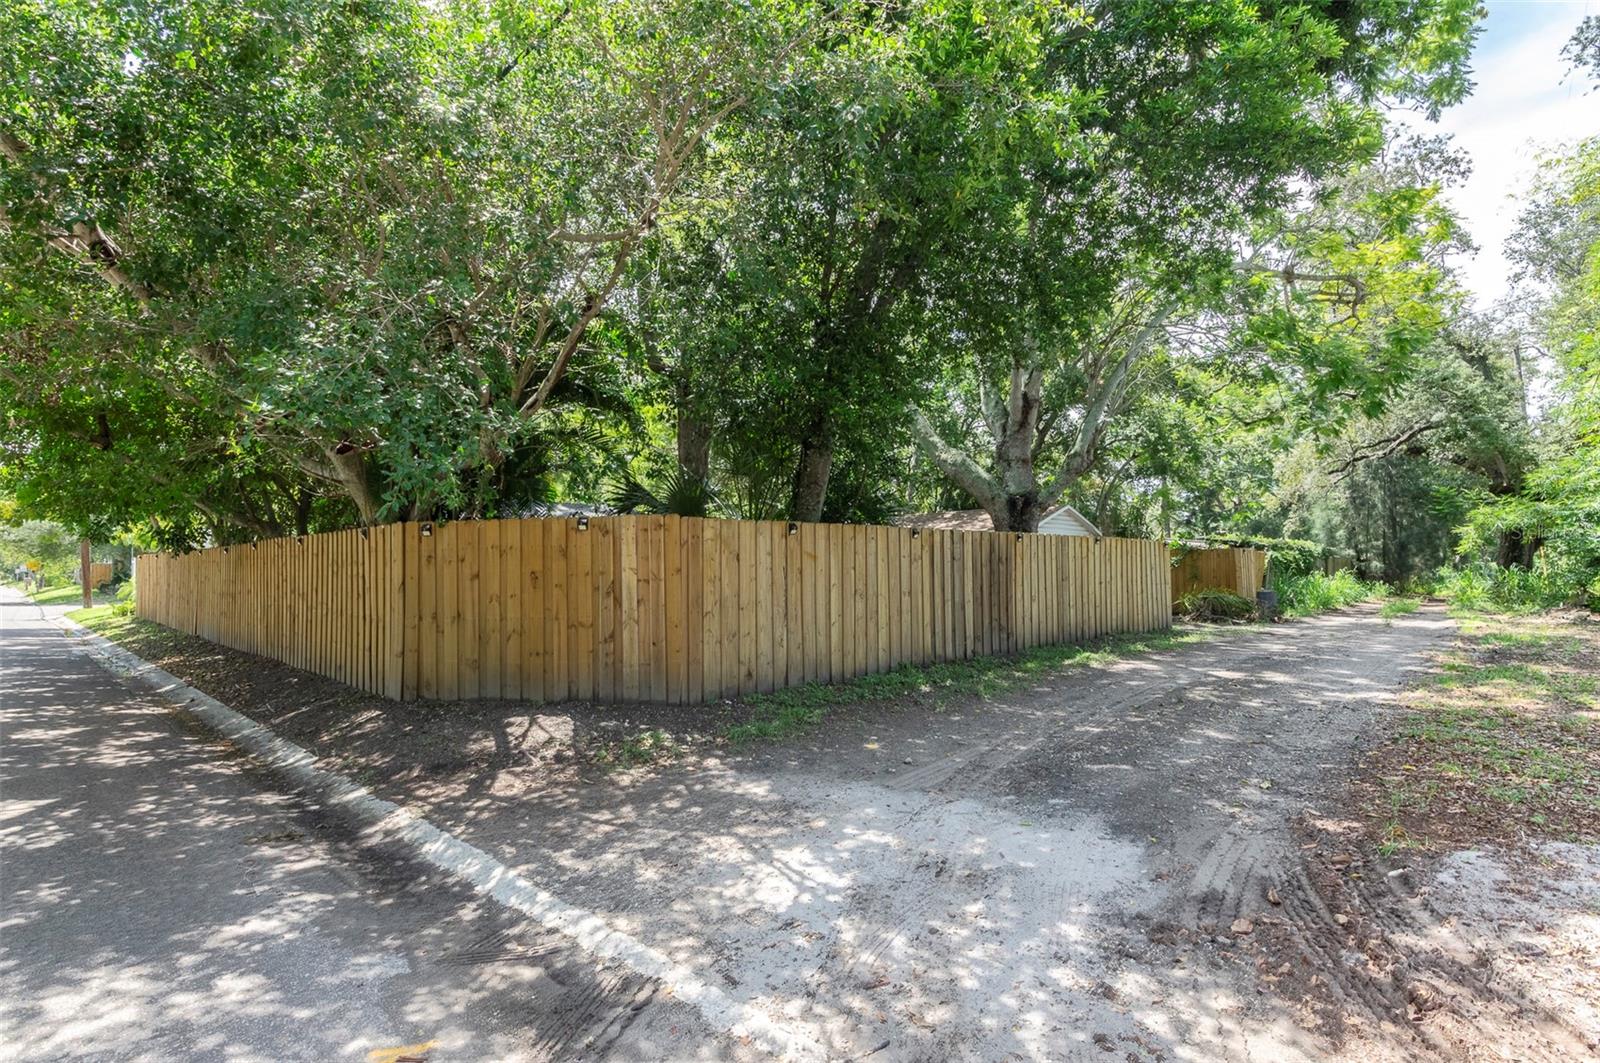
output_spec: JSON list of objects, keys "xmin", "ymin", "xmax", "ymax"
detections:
[{"xmin": 136, "ymin": 517, "xmax": 1172, "ymax": 705}]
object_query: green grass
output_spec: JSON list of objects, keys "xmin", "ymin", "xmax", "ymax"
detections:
[
  {"xmin": 1473, "ymin": 629, "xmax": 1580, "ymax": 652},
  {"xmin": 592, "ymin": 728, "xmax": 680, "ymax": 768},
  {"xmin": 1378, "ymin": 598, "xmax": 1421, "ymax": 620},
  {"xmin": 30, "ymin": 583, "xmax": 100, "ymax": 606},
  {"xmin": 65, "ymin": 601, "xmax": 135, "ymax": 624},
  {"xmin": 67, "ymin": 608, "xmax": 154, "ymax": 645},
  {"xmin": 1434, "ymin": 660, "xmax": 1599, "ymax": 702},
  {"xmin": 723, "ymin": 627, "xmax": 1213, "ymax": 743},
  {"xmin": 1371, "ymin": 611, "xmax": 1600, "ymax": 848}
]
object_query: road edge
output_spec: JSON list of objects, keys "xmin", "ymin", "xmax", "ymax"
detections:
[{"xmin": 47, "ymin": 612, "xmax": 815, "ymax": 1062}]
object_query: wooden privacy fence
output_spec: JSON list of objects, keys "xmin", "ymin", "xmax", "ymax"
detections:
[
  {"xmin": 1170, "ymin": 547, "xmax": 1267, "ymax": 603},
  {"xmin": 136, "ymin": 516, "xmax": 1172, "ymax": 704},
  {"xmin": 1322, "ymin": 554, "xmax": 1354, "ymax": 576}
]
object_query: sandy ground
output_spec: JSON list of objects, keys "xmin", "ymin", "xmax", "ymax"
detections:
[
  {"xmin": 1403, "ymin": 842, "xmax": 1600, "ymax": 1050},
  {"xmin": 1, "ymin": 590, "xmax": 732, "ymax": 1062},
  {"xmin": 59, "ymin": 601, "xmax": 1600, "ymax": 1061}
]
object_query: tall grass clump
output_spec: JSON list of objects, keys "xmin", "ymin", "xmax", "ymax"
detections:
[
  {"xmin": 1428, "ymin": 562, "xmax": 1586, "ymax": 614},
  {"xmin": 1274, "ymin": 569, "xmax": 1378, "ymax": 617}
]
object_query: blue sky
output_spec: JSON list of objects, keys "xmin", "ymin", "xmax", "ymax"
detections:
[{"xmin": 1412, "ymin": 0, "xmax": 1600, "ymax": 306}]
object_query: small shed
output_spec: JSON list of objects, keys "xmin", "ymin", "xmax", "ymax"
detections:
[
  {"xmin": 894, "ymin": 504, "xmax": 1100, "ymax": 537},
  {"xmin": 1037, "ymin": 505, "xmax": 1101, "ymax": 537}
]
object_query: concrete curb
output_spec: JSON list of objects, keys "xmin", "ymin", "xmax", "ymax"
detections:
[{"xmin": 50, "ymin": 614, "xmax": 816, "ymax": 1061}]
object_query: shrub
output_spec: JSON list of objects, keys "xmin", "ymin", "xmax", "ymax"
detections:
[
  {"xmin": 1274, "ymin": 570, "xmax": 1377, "ymax": 617},
  {"xmin": 1427, "ymin": 563, "xmax": 1583, "ymax": 613},
  {"xmin": 1203, "ymin": 535, "xmax": 1328, "ymax": 579},
  {"xmin": 1176, "ymin": 588, "xmax": 1257, "ymax": 622}
]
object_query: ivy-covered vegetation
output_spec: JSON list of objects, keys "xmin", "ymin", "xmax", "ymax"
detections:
[{"xmin": 1, "ymin": 1, "xmax": 1592, "ymax": 611}]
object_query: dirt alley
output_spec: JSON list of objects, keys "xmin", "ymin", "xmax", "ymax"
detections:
[{"xmin": 82, "ymin": 603, "xmax": 1600, "ymax": 1061}]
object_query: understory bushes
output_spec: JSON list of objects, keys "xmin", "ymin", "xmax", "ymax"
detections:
[
  {"xmin": 1273, "ymin": 569, "xmax": 1379, "ymax": 617},
  {"xmin": 1207, "ymin": 535, "xmax": 1328, "ymax": 579},
  {"xmin": 1175, "ymin": 588, "xmax": 1257, "ymax": 621},
  {"xmin": 1428, "ymin": 562, "xmax": 1595, "ymax": 613}
]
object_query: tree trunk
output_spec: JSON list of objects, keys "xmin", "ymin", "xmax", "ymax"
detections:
[
  {"xmin": 1002, "ymin": 492, "xmax": 1043, "ymax": 532},
  {"xmin": 789, "ymin": 426, "xmax": 834, "ymax": 523},
  {"xmin": 677, "ymin": 405, "xmax": 712, "ymax": 481},
  {"xmin": 1495, "ymin": 528, "xmax": 1542, "ymax": 570},
  {"xmin": 80, "ymin": 538, "xmax": 92, "ymax": 610},
  {"xmin": 294, "ymin": 490, "xmax": 314, "ymax": 537},
  {"xmin": 329, "ymin": 445, "xmax": 379, "ymax": 524}
]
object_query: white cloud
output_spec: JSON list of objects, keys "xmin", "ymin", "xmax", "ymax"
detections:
[{"xmin": 1401, "ymin": 0, "xmax": 1600, "ymax": 307}]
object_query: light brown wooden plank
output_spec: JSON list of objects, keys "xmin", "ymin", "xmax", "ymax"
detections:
[
  {"xmin": 861, "ymin": 525, "xmax": 878, "ymax": 674},
  {"xmin": 618, "ymin": 518, "xmax": 640, "ymax": 701},
  {"xmin": 783, "ymin": 521, "xmax": 802, "ymax": 687},
  {"xmin": 649, "ymin": 516, "xmax": 667, "ymax": 703},
  {"xmin": 438, "ymin": 523, "xmax": 460, "ymax": 700},
  {"xmin": 395, "ymin": 524, "xmax": 413, "ymax": 699},
  {"xmin": 756, "ymin": 521, "xmax": 775, "ymax": 693},
  {"xmin": 877, "ymin": 525, "xmax": 892, "ymax": 670},
  {"xmin": 480, "ymin": 521, "xmax": 502, "ymax": 698},
  {"xmin": 718, "ymin": 519, "xmax": 739, "ymax": 696},
  {"xmin": 885, "ymin": 529, "xmax": 901, "ymax": 668},
  {"xmin": 503, "ymin": 519, "xmax": 523, "ymax": 699},
  {"xmin": 459, "ymin": 521, "xmax": 482, "ymax": 699},
  {"xmin": 697, "ymin": 519, "xmax": 719, "ymax": 698},
  {"xmin": 962, "ymin": 531, "xmax": 976, "ymax": 658},
  {"xmin": 660, "ymin": 515, "xmax": 681, "ymax": 703},
  {"xmin": 518, "ymin": 518, "xmax": 540, "ymax": 700},
  {"xmin": 801, "ymin": 522, "xmax": 820, "ymax": 684},
  {"xmin": 827, "ymin": 524, "xmax": 844, "ymax": 681},
  {"xmin": 571, "ymin": 519, "xmax": 595, "ymax": 700},
  {"xmin": 594, "ymin": 519, "xmax": 616, "ymax": 702},
  {"xmin": 733, "ymin": 520, "xmax": 753, "ymax": 694},
  {"xmin": 546, "ymin": 519, "xmax": 569, "ymax": 700},
  {"xmin": 685, "ymin": 517, "xmax": 705, "ymax": 704}
]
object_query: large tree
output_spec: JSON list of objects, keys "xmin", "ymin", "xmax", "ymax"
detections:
[
  {"xmin": 1457, "ymin": 133, "xmax": 1600, "ymax": 592},
  {"xmin": 1, "ymin": 0, "xmax": 811, "ymax": 529},
  {"xmin": 904, "ymin": 0, "xmax": 1479, "ymax": 530}
]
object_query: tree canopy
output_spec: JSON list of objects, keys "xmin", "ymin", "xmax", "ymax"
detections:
[{"xmin": 16, "ymin": 0, "xmax": 1593, "ymax": 606}]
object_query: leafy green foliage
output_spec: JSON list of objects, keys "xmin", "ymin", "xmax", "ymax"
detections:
[
  {"xmin": 1427, "ymin": 563, "xmax": 1588, "ymax": 614},
  {"xmin": 1453, "ymin": 133, "xmax": 1600, "ymax": 603},
  {"xmin": 1205, "ymin": 536, "xmax": 1329, "ymax": 580},
  {"xmin": 2, "ymin": 0, "xmax": 814, "ymax": 532},
  {"xmin": 0, "ymin": 518, "xmax": 77, "ymax": 582},
  {"xmin": 1273, "ymin": 570, "xmax": 1378, "ymax": 617},
  {"xmin": 607, "ymin": 467, "xmax": 715, "ymax": 518},
  {"xmin": 0, "ymin": 0, "xmax": 1517, "ymax": 595}
]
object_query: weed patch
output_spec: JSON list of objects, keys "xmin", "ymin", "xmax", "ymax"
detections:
[
  {"xmin": 1361, "ymin": 611, "xmax": 1600, "ymax": 850},
  {"xmin": 1274, "ymin": 570, "xmax": 1379, "ymax": 617},
  {"xmin": 1378, "ymin": 598, "xmax": 1421, "ymax": 620},
  {"xmin": 724, "ymin": 627, "xmax": 1213, "ymax": 743},
  {"xmin": 591, "ymin": 728, "xmax": 680, "ymax": 768}
]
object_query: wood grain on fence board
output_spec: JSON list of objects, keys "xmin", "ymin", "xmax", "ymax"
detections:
[{"xmin": 136, "ymin": 518, "xmax": 1171, "ymax": 704}]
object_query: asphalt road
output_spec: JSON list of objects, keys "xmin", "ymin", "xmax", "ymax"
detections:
[{"xmin": 0, "ymin": 588, "xmax": 721, "ymax": 1062}]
